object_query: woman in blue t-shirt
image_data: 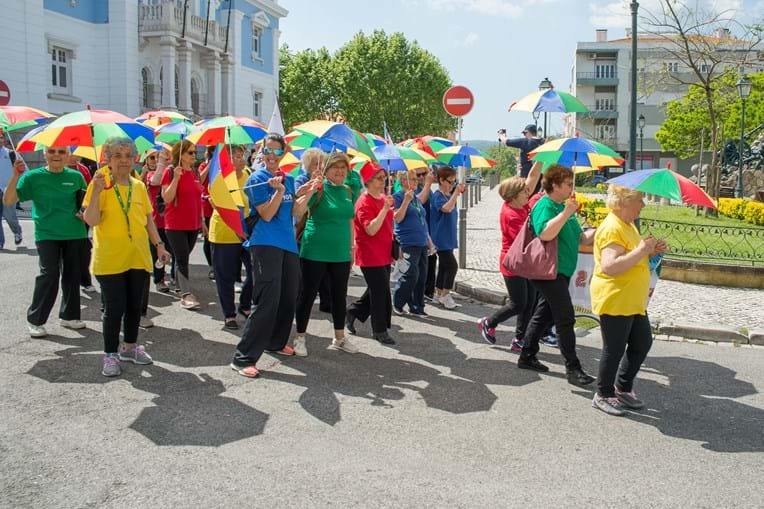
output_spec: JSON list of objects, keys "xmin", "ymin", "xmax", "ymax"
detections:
[
  {"xmin": 392, "ymin": 169, "xmax": 432, "ymax": 315},
  {"xmin": 231, "ymin": 133, "xmax": 317, "ymax": 379},
  {"xmin": 429, "ymin": 166, "xmax": 465, "ymax": 310}
]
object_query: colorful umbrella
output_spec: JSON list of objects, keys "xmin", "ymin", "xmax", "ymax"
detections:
[
  {"xmin": 436, "ymin": 145, "xmax": 495, "ymax": 169},
  {"xmin": 15, "ymin": 125, "xmax": 97, "ymax": 160},
  {"xmin": 0, "ymin": 106, "xmax": 56, "ymax": 132},
  {"xmin": 187, "ymin": 115, "xmax": 267, "ymax": 146},
  {"xmin": 280, "ymin": 152, "xmax": 301, "ymax": 174},
  {"xmin": 155, "ymin": 121, "xmax": 193, "ymax": 144},
  {"xmin": 509, "ymin": 89, "xmax": 589, "ymax": 113},
  {"xmin": 351, "ymin": 144, "xmax": 433, "ymax": 172},
  {"xmin": 606, "ymin": 168, "xmax": 717, "ymax": 209},
  {"xmin": 361, "ymin": 132, "xmax": 388, "ymax": 148},
  {"xmin": 286, "ymin": 121, "xmax": 378, "ymax": 161},
  {"xmin": 530, "ymin": 136, "xmax": 624, "ymax": 172},
  {"xmin": 206, "ymin": 144, "xmax": 247, "ymax": 238},
  {"xmin": 24, "ymin": 107, "xmax": 155, "ymax": 161},
  {"xmin": 400, "ymin": 135, "xmax": 454, "ymax": 157},
  {"xmin": 136, "ymin": 110, "xmax": 191, "ymax": 128}
]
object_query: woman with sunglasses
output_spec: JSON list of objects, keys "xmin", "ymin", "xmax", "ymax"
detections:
[
  {"xmin": 477, "ymin": 161, "xmax": 541, "ymax": 349},
  {"xmin": 429, "ymin": 166, "xmax": 465, "ymax": 310},
  {"xmin": 346, "ymin": 162, "xmax": 395, "ymax": 345},
  {"xmin": 82, "ymin": 137, "xmax": 170, "ymax": 377},
  {"xmin": 146, "ymin": 147, "xmax": 175, "ymax": 293},
  {"xmin": 3, "ymin": 147, "xmax": 89, "ymax": 338},
  {"xmin": 392, "ymin": 168, "xmax": 432, "ymax": 316},
  {"xmin": 231, "ymin": 133, "xmax": 316, "ymax": 378},
  {"xmin": 161, "ymin": 140, "xmax": 203, "ymax": 310}
]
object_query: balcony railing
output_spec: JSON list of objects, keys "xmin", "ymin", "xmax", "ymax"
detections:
[
  {"xmin": 576, "ymin": 71, "xmax": 619, "ymax": 81},
  {"xmin": 139, "ymin": 3, "xmax": 230, "ymax": 52},
  {"xmin": 578, "ymin": 103, "xmax": 619, "ymax": 119}
]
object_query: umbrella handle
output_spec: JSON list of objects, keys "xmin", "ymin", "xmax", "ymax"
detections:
[{"xmin": 4, "ymin": 131, "xmax": 28, "ymax": 168}]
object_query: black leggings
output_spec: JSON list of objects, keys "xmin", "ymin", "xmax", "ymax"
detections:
[
  {"xmin": 233, "ymin": 246, "xmax": 300, "ymax": 367},
  {"xmin": 521, "ymin": 274, "xmax": 580, "ymax": 371},
  {"xmin": 165, "ymin": 229, "xmax": 197, "ymax": 296},
  {"xmin": 435, "ymin": 250, "xmax": 458, "ymax": 290},
  {"xmin": 28, "ymin": 239, "xmax": 85, "ymax": 325},
  {"xmin": 487, "ymin": 275, "xmax": 537, "ymax": 340},
  {"xmin": 348, "ymin": 265, "xmax": 392, "ymax": 334},
  {"xmin": 96, "ymin": 269, "xmax": 149, "ymax": 354},
  {"xmin": 597, "ymin": 314, "xmax": 653, "ymax": 398},
  {"xmin": 202, "ymin": 216, "xmax": 212, "ymax": 267},
  {"xmin": 425, "ymin": 253, "xmax": 437, "ymax": 297},
  {"xmin": 295, "ymin": 259, "xmax": 351, "ymax": 333}
]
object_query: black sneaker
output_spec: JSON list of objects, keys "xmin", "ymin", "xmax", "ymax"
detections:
[
  {"xmin": 517, "ymin": 356, "xmax": 549, "ymax": 372},
  {"xmin": 478, "ymin": 317, "xmax": 496, "ymax": 345},
  {"xmin": 567, "ymin": 367, "xmax": 595, "ymax": 387},
  {"xmin": 409, "ymin": 308, "xmax": 428, "ymax": 316},
  {"xmin": 345, "ymin": 312, "xmax": 357, "ymax": 335},
  {"xmin": 373, "ymin": 331, "xmax": 396, "ymax": 345}
]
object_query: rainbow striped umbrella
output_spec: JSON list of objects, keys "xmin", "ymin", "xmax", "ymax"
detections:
[
  {"xmin": 136, "ymin": 110, "xmax": 191, "ymax": 128},
  {"xmin": 607, "ymin": 169, "xmax": 716, "ymax": 209},
  {"xmin": 286, "ymin": 121, "xmax": 376, "ymax": 161},
  {"xmin": 509, "ymin": 89, "xmax": 589, "ymax": 113},
  {"xmin": 155, "ymin": 121, "xmax": 193, "ymax": 143},
  {"xmin": 351, "ymin": 144, "xmax": 434, "ymax": 172},
  {"xmin": 400, "ymin": 136, "xmax": 454, "ymax": 157},
  {"xmin": 530, "ymin": 136, "xmax": 623, "ymax": 172},
  {"xmin": 435, "ymin": 145, "xmax": 495, "ymax": 169},
  {"xmin": 187, "ymin": 115, "xmax": 267, "ymax": 145},
  {"xmin": 0, "ymin": 106, "xmax": 55, "ymax": 132},
  {"xmin": 25, "ymin": 107, "xmax": 155, "ymax": 161}
]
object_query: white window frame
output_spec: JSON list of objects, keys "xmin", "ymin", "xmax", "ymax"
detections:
[
  {"xmin": 250, "ymin": 12, "xmax": 269, "ymax": 63},
  {"xmin": 699, "ymin": 63, "xmax": 711, "ymax": 74},
  {"xmin": 252, "ymin": 90, "xmax": 263, "ymax": 120},
  {"xmin": 666, "ymin": 62, "xmax": 679, "ymax": 72}
]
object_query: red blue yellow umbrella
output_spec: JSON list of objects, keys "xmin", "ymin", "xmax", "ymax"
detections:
[
  {"xmin": 187, "ymin": 115, "xmax": 267, "ymax": 145},
  {"xmin": 509, "ymin": 89, "xmax": 588, "ymax": 113},
  {"xmin": 0, "ymin": 106, "xmax": 55, "ymax": 132},
  {"xmin": 135, "ymin": 110, "xmax": 191, "ymax": 128},
  {"xmin": 607, "ymin": 168, "xmax": 716, "ymax": 209},
  {"xmin": 436, "ymin": 145, "xmax": 495, "ymax": 169},
  {"xmin": 530, "ymin": 136, "xmax": 624, "ymax": 173}
]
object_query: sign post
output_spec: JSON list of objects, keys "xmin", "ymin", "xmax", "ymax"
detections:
[{"xmin": 442, "ymin": 85, "xmax": 474, "ymax": 268}]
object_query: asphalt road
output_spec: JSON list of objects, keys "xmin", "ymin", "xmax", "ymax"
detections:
[{"xmin": 2, "ymin": 220, "xmax": 764, "ymax": 508}]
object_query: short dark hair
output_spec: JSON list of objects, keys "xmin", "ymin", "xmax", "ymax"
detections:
[
  {"xmin": 263, "ymin": 132, "xmax": 287, "ymax": 150},
  {"xmin": 541, "ymin": 164, "xmax": 574, "ymax": 193}
]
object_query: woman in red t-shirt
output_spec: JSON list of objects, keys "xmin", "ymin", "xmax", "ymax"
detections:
[
  {"xmin": 477, "ymin": 161, "xmax": 542, "ymax": 350},
  {"xmin": 346, "ymin": 163, "xmax": 396, "ymax": 345},
  {"xmin": 161, "ymin": 140, "xmax": 203, "ymax": 310}
]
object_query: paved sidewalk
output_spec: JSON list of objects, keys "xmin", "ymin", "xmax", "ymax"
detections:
[{"xmin": 459, "ymin": 185, "xmax": 764, "ymax": 330}]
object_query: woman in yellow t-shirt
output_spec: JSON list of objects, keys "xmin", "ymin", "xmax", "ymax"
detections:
[
  {"xmin": 589, "ymin": 185, "xmax": 667, "ymax": 416},
  {"xmin": 83, "ymin": 137, "xmax": 170, "ymax": 378},
  {"xmin": 209, "ymin": 145, "xmax": 253, "ymax": 330}
]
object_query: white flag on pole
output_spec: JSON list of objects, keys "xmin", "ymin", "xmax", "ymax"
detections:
[{"xmin": 268, "ymin": 91, "xmax": 285, "ymax": 135}]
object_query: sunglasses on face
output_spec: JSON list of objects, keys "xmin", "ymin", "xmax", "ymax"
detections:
[
  {"xmin": 445, "ymin": 179, "xmax": 456, "ymax": 185},
  {"xmin": 184, "ymin": 150, "xmax": 196, "ymax": 155},
  {"xmin": 147, "ymin": 155, "xmax": 157, "ymax": 160},
  {"xmin": 47, "ymin": 149, "xmax": 67, "ymax": 155},
  {"xmin": 416, "ymin": 172, "xmax": 427, "ymax": 177},
  {"xmin": 263, "ymin": 148, "xmax": 284, "ymax": 156}
]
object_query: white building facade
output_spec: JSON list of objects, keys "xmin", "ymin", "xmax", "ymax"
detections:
[
  {"xmin": 567, "ymin": 28, "xmax": 763, "ymax": 174},
  {"xmin": 2, "ymin": 0, "xmax": 287, "ymax": 123}
]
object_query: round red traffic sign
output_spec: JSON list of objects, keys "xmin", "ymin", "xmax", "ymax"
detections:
[
  {"xmin": 442, "ymin": 85, "xmax": 474, "ymax": 117},
  {"xmin": 0, "ymin": 80, "xmax": 10, "ymax": 106}
]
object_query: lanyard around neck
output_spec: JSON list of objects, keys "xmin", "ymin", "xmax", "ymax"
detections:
[{"xmin": 110, "ymin": 171, "xmax": 133, "ymax": 240}]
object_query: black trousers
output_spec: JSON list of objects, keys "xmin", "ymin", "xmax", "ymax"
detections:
[
  {"xmin": 80, "ymin": 236, "xmax": 93, "ymax": 287},
  {"xmin": 425, "ymin": 253, "xmax": 437, "ymax": 297},
  {"xmin": 597, "ymin": 314, "xmax": 653, "ymax": 397},
  {"xmin": 520, "ymin": 274, "xmax": 581, "ymax": 370},
  {"xmin": 202, "ymin": 216, "xmax": 212, "ymax": 267},
  {"xmin": 348, "ymin": 265, "xmax": 392, "ymax": 334},
  {"xmin": 28, "ymin": 239, "xmax": 85, "ymax": 326},
  {"xmin": 212, "ymin": 242, "xmax": 253, "ymax": 319},
  {"xmin": 487, "ymin": 275, "xmax": 537, "ymax": 340},
  {"xmin": 233, "ymin": 246, "xmax": 300, "ymax": 367},
  {"xmin": 295, "ymin": 259, "xmax": 351, "ymax": 332},
  {"xmin": 165, "ymin": 229, "xmax": 197, "ymax": 296},
  {"xmin": 435, "ymin": 250, "xmax": 458, "ymax": 290},
  {"xmin": 96, "ymin": 269, "xmax": 148, "ymax": 354}
]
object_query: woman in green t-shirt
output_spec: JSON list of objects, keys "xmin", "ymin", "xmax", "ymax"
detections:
[
  {"xmin": 293, "ymin": 152, "xmax": 357, "ymax": 357},
  {"xmin": 3, "ymin": 147, "xmax": 88, "ymax": 338},
  {"xmin": 516, "ymin": 165, "xmax": 596, "ymax": 388}
]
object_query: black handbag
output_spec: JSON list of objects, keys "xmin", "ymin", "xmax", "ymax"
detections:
[{"xmin": 391, "ymin": 237, "xmax": 400, "ymax": 260}]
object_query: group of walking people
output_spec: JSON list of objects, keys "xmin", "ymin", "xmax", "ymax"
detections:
[{"xmin": 5, "ymin": 129, "xmax": 666, "ymax": 416}]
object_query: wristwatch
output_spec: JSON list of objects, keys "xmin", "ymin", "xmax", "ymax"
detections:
[{"xmin": 154, "ymin": 241, "xmax": 164, "ymax": 248}]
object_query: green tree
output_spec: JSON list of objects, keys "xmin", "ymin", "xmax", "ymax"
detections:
[
  {"xmin": 331, "ymin": 30, "xmax": 455, "ymax": 140},
  {"xmin": 485, "ymin": 143, "xmax": 518, "ymax": 179},
  {"xmin": 278, "ymin": 45, "xmax": 335, "ymax": 130}
]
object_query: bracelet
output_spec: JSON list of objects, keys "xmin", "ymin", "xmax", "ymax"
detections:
[{"xmin": 154, "ymin": 241, "xmax": 164, "ymax": 248}]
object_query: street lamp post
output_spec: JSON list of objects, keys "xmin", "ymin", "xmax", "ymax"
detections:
[
  {"xmin": 735, "ymin": 74, "xmax": 752, "ymax": 198},
  {"xmin": 532, "ymin": 110, "xmax": 541, "ymax": 130},
  {"xmin": 538, "ymin": 77, "xmax": 552, "ymax": 138},
  {"xmin": 638, "ymin": 113, "xmax": 645, "ymax": 170},
  {"xmin": 629, "ymin": 1, "xmax": 639, "ymax": 172}
]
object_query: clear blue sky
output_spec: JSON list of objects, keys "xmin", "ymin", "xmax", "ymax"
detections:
[{"xmin": 279, "ymin": 0, "xmax": 760, "ymax": 140}]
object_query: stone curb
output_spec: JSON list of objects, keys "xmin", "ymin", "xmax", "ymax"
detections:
[{"xmin": 456, "ymin": 279, "xmax": 758, "ymax": 345}]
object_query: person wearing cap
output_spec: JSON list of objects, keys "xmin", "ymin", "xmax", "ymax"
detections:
[
  {"xmin": 499, "ymin": 125, "xmax": 545, "ymax": 192},
  {"xmin": 346, "ymin": 162, "xmax": 396, "ymax": 345}
]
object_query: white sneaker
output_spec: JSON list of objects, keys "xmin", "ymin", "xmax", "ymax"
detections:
[
  {"xmin": 441, "ymin": 294, "xmax": 459, "ymax": 310},
  {"xmin": 60, "ymin": 319, "xmax": 86, "ymax": 330},
  {"xmin": 293, "ymin": 336, "xmax": 308, "ymax": 357},
  {"xmin": 139, "ymin": 316, "xmax": 154, "ymax": 328},
  {"xmin": 28, "ymin": 323, "xmax": 48, "ymax": 338},
  {"xmin": 331, "ymin": 336, "xmax": 359, "ymax": 354},
  {"xmin": 81, "ymin": 285, "xmax": 96, "ymax": 293}
]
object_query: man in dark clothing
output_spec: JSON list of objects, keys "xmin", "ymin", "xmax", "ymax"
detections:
[{"xmin": 499, "ymin": 124, "xmax": 545, "ymax": 178}]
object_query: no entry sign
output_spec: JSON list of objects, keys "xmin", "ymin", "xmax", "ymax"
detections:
[
  {"xmin": 0, "ymin": 80, "xmax": 10, "ymax": 106},
  {"xmin": 442, "ymin": 85, "xmax": 474, "ymax": 117}
]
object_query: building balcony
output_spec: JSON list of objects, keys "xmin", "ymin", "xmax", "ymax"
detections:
[
  {"xmin": 139, "ymin": 3, "xmax": 229, "ymax": 52},
  {"xmin": 577, "ymin": 104, "xmax": 618, "ymax": 119},
  {"xmin": 576, "ymin": 71, "xmax": 619, "ymax": 86}
]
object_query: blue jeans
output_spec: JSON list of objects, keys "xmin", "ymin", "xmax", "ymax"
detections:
[
  {"xmin": 0, "ymin": 190, "xmax": 22, "ymax": 247},
  {"xmin": 393, "ymin": 245, "xmax": 428, "ymax": 312}
]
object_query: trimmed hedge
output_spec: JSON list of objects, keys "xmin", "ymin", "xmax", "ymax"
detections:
[{"xmin": 718, "ymin": 198, "xmax": 764, "ymax": 226}]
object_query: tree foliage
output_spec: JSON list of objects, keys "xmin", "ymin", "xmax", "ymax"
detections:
[
  {"xmin": 485, "ymin": 143, "xmax": 518, "ymax": 179},
  {"xmin": 279, "ymin": 31, "xmax": 454, "ymax": 140}
]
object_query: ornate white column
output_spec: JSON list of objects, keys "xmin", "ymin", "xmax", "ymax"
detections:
[
  {"xmin": 159, "ymin": 35, "xmax": 177, "ymax": 110},
  {"xmin": 220, "ymin": 55, "xmax": 233, "ymax": 115},
  {"xmin": 203, "ymin": 50, "xmax": 221, "ymax": 116},
  {"xmin": 176, "ymin": 41, "xmax": 192, "ymax": 115}
]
